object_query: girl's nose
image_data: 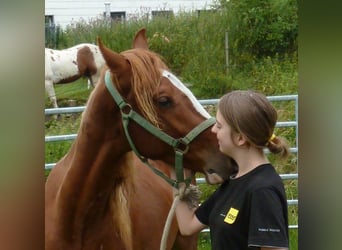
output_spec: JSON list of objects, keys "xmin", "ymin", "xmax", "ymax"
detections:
[{"xmin": 211, "ymin": 124, "xmax": 217, "ymax": 133}]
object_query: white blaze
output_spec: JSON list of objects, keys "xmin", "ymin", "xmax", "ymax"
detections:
[{"xmin": 162, "ymin": 70, "xmax": 211, "ymax": 119}]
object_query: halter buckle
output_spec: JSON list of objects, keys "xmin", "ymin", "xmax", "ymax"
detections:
[
  {"xmin": 174, "ymin": 138, "xmax": 189, "ymax": 154},
  {"xmin": 120, "ymin": 103, "xmax": 133, "ymax": 116}
]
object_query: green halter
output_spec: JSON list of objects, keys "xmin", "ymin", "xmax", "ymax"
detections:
[{"xmin": 105, "ymin": 70, "xmax": 215, "ymax": 189}]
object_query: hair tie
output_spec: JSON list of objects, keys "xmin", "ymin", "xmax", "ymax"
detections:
[{"xmin": 268, "ymin": 133, "xmax": 276, "ymax": 143}]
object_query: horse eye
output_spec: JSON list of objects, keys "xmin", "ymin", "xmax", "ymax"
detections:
[{"xmin": 158, "ymin": 96, "xmax": 173, "ymax": 108}]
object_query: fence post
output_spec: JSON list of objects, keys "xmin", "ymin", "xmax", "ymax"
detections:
[{"xmin": 225, "ymin": 31, "xmax": 229, "ymax": 75}]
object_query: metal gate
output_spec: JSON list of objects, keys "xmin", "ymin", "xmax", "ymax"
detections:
[{"xmin": 45, "ymin": 95, "xmax": 298, "ymax": 230}]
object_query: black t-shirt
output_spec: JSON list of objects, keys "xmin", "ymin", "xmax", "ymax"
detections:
[{"xmin": 195, "ymin": 164, "xmax": 289, "ymax": 250}]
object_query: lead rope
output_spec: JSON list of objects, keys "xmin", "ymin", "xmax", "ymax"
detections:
[
  {"xmin": 160, "ymin": 184, "xmax": 186, "ymax": 250},
  {"xmin": 160, "ymin": 183, "xmax": 201, "ymax": 250}
]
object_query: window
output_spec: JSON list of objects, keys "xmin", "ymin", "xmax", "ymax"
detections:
[
  {"xmin": 111, "ymin": 11, "xmax": 126, "ymax": 21},
  {"xmin": 151, "ymin": 10, "xmax": 173, "ymax": 19},
  {"xmin": 103, "ymin": 11, "xmax": 126, "ymax": 22},
  {"xmin": 45, "ymin": 15, "xmax": 54, "ymax": 26},
  {"xmin": 196, "ymin": 9, "xmax": 216, "ymax": 17}
]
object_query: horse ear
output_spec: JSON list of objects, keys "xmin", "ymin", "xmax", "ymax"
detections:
[
  {"xmin": 132, "ymin": 28, "xmax": 149, "ymax": 50},
  {"xmin": 97, "ymin": 37, "xmax": 130, "ymax": 72}
]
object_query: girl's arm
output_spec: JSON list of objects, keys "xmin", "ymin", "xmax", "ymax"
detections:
[{"xmin": 173, "ymin": 182, "xmax": 207, "ymax": 235}]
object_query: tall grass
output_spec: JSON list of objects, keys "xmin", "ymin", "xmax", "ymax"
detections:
[{"xmin": 57, "ymin": 9, "xmax": 297, "ymax": 99}]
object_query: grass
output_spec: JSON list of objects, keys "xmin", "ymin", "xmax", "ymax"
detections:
[{"xmin": 45, "ymin": 79, "xmax": 92, "ymax": 108}]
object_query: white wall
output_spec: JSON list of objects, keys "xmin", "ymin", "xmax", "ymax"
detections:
[{"xmin": 45, "ymin": 0, "xmax": 214, "ymax": 29}]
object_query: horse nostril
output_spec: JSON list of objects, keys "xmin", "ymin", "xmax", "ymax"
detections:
[{"xmin": 206, "ymin": 169, "xmax": 216, "ymax": 174}]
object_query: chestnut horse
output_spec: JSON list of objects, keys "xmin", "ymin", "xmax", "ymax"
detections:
[
  {"xmin": 45, "ymin": 43, "xmax": 105, "ymax": 108},
  {"xmin": 45, "ymin": 28, "xmax": 236, "ymax": 250}
]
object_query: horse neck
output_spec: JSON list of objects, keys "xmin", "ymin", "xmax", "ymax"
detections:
[{"xmin": 53, "ymin": 85, "xmax": 135, "ymax": 243}]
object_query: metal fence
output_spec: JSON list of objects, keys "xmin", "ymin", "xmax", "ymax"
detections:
[{"xmin": 45, "ymin": 95, "xmax": 298, "ymax": 229}]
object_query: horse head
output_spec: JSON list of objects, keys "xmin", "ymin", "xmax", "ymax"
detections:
[{"xmin": 95, "ymin": 28, "xmax": 236, "ymax": 183}]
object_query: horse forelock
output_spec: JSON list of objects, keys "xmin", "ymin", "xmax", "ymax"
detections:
[{"xmin": 122, "ymin": 49, "xmax": 168, "ymax": 127}]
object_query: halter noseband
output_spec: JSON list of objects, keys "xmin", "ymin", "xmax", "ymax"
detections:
[{"xmin": 105, "ymin": 70, "xmax": 215, "ymax": 189}]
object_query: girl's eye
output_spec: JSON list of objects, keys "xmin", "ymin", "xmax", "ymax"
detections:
[{"xmin": 158, "ymin": 96, "xmax": 173, "ymax": 108}]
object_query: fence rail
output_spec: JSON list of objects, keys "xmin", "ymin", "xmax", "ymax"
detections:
[{"xmin": 45, "ymin": 95, "xmax": 298, "ymax": 229}]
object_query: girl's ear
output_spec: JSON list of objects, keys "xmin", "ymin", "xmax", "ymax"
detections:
[{"xmin": 236, "ymin": 133, "xmax": 248, "ymax": 146}]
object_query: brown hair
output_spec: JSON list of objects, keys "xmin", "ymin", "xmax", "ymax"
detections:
[{"xmin": 218, "ymin": 90, "xmax": 290, "ymax": 159}]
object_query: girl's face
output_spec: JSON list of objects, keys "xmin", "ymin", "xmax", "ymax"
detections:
[{"xmin": 211, "ymin": 110, "xmax": 238, "ymax": 157}]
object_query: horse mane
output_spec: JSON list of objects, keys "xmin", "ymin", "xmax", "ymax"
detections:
[
  {"xmin": 110, "ymin": 152, "xmax": 136, "ymax": 250},
  {"xmin": 121, "ymin": 49, "xmax": 169, "ymax": 127},
  {"xmin": 111, "ymin": 186, "xmax": 133, "ymax": 250}
]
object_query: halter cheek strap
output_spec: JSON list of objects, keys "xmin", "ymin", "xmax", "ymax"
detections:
[{"xmin": 105, "ymin": 70, "xmax": 215, "ymax": 188}]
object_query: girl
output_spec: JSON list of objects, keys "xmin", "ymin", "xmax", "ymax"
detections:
[{"xmin": 173, "ymin": 90, "xmax": 290, "ymax": 250}]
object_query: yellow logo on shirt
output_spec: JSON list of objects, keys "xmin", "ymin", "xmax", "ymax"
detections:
[{"xmin": 224, "ymin": 207, "xmax": 239, "ymax": 224}]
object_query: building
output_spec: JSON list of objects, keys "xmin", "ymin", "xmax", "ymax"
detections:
[{"xmin": 45, "ymin": 0, "xmax": 215, "ymax": 30}]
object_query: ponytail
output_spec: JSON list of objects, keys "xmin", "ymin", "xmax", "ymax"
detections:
[{"xmin": 267, "ymin": 135, "xmax": 290, "ymax": 159}]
